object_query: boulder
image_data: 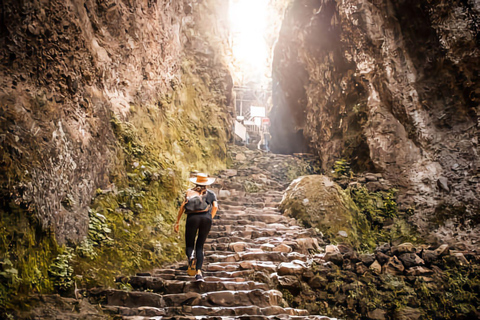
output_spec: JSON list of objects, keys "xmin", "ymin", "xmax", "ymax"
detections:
[
  {"xmin": 368, "ymin": 308, "xmax": 387, "ymax": 320},
  {"xmin": 356, "ymin": 262, "xmax": 368, "ymax": 275},
  {"xmin": 294, "ymin": 238, "xmax": 321, "ymax": 253},
  {"xmin": 360, "ymin": 254, "xmax": 375, "ymax": 266},
  {"xmin": 308, "ymin": 275, "xmax": 328, "ymax": 289},
  {"xmin": 405, "ymin": 266, "xmax": 434, "ymax": 276},
  {"xmin": 382, "ymin": 256, "xmax": 405, "ymax": 275},
  {"xmin": 325, "ymin": 245, "xmax": 340, "ymax": 254},
  {"xmin": 280, "ymin": 175, "xmax": 361, "ymax": 246},
  {"xmin": 235, "ymin": 153, "xmax": 246, "ymax": 161},
  {"xmin": 370, "ymin": 260, "xmax": 382, "ymax": 275},
  {"xmin": 451, "ymin": 252, "xmax": 469, "ymax": 266},
  {"xmin": 376, "ymin": 243, "xmax": 391, "ymax": 254},
  {"xmin": 278, "ymin": 275, "xmax": 301, "ymax": 289},
  {"xmin": 273, "ymin": 244, "xmax": 293, "ymax": 253},
  {"xmin": 396, "ymin": 307, "xmax": 422, "ymax": 320},
  {"xmin": 229, "ymin": 242, "xmax": 249, "ymax": 253},
  {"xmin": 434, "ymin": 244, "xmax": 449, "ymax": 256},
  {"xmin": 421, "ymin": 250, "xmax": 438, "ymax": 264},
  {"xmin": 375, "ymin": 252, "xmax": 390, "ymax": 265},
  {"xmin": 224, "ymin": 169, "xmax": 237, "ymax": 177},
  {"xmin": 392, "ymin": 243, "xmax": 415, "ymax": 254},
  {"xmin": 398, "ymin": 253, "xmax": 424, "ymax": 268},
  {"xmin": 324, "ymin": 252, "xmax": 344, "ymax": 266},
  {"xmin": 277, "ymin": 261, "xmax": 306, "ymax": 276}
]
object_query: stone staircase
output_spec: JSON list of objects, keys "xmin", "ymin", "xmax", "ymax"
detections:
[{"xmin": 89, "ymin": 150, "xmax": 333, "ymax": 320}]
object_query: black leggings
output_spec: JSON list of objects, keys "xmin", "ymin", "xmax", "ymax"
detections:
[{"xmin": 185, "ymin": 212, "xmax": 212, "ymax": 270}]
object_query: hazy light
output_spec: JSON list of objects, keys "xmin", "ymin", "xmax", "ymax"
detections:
[{"xmin": 229, "ymin": 0, "xmax": 270, "ymax": 85}]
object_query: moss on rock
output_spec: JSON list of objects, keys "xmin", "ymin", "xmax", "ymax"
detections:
[
  {"xmin": 280, "ymin": 175, "xmax": 363, "ymax": 246},
  {"xmin": 280, "ymin": 176, "xmax": 420, "ymax": 251}
]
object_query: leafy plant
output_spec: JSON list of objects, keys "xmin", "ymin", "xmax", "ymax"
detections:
[
  {"xmin": 88, "ymin": 209, "xmax": 113, "ymax": 247},
  {"xmin": 48, "ymin": 248, "xmax": 74, "ymax": 292},
  {"xmin": 333, "ymin": 159, "xmax": 351, "ymax": 177}
]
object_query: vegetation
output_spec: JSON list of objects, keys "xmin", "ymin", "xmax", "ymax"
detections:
[
  {"xmin": 333, "ymin": 158, "xmax": 352, "ymax": 177},
  {"xmin": 348, "ymin": 186, "xmax": 419, "ymax": 251}
]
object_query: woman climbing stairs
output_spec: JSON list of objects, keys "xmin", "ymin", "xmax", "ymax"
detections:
[{"xmin": 89, "ymin": 150, "xmax": 333, "ymax": 319}]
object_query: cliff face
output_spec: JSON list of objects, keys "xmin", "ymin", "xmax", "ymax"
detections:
[
  {"xmin": 0, "ymin": 0, "xmax": 232, "ymax": 244},
  {"xmin": 0, "ymin": 0, "xmax": 232, "ymax": 301},
  {"xmin": 272, "ymin": 0, "xmax": 480, "ymax": 244}
]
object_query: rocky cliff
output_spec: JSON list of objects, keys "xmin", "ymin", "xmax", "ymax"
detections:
[
  {"xmin": 271, "ymin": 0, "xmax": 480, "ymax": 246},
  {"xmin": 0, "ymin": 0, "xmax": 232, "ymax": 307}
]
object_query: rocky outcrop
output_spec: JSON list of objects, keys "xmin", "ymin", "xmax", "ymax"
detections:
[
  {"xmin": 272, "ymin": 0, "xmax": 480, "ymax": 245},
  {"xmin": 280, "ymin": 175, "xmax": 360, "ymax": 244}
]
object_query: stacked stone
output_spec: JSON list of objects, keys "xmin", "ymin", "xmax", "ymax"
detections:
[{"xmin": 282, "ymin": 242, "xmax": 478, "ymax": 319}]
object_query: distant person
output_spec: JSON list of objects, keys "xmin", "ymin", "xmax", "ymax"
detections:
[
  {"xmin": 264, "ymin": 131, "xmax": 270, "ymax": 152},
  {"xmin": 174, "ymin": 173, "xmax": 218, "ymax": 281}
]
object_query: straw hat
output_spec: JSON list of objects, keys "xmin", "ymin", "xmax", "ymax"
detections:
[{"xmin": 189, "ymin": 173, "xmax": 216, "ymax": 186}]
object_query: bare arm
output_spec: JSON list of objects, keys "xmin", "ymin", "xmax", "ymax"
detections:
[
  {"xmin": 174, "ymin": 201, "xmax": 186, "ymax": 233},
  {"xmin": 211, "ymin": 201, "xmax": 218, "ymax": 219}
]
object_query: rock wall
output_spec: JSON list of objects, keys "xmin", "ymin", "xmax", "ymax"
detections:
[
  {"xmin": 0, "ymin": 0, "xmax": 233, "ymax": 305},
  {"xmin": 271, "ymin": 0, "xmax": 480, "ymax": 244},
  {"xmin": 0, "ymin": 0, "xmax": 232, "ymax": 244}
]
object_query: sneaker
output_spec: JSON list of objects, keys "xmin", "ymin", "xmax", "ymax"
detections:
[
  {"xmin": 187, "ymin": 258, "xmax": 197, "ymax": 276},
  {"xmin": 195, "ymin": 273, "xmax": 205, "ymax": 282}
]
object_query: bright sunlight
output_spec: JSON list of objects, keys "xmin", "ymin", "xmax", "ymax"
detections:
[{"xmin": 229, "ymin": 0, "xmax": 273, "ymax": 86}]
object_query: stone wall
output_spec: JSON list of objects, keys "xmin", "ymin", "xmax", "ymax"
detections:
[{"xmin": 271, "ymin": 0, "xmax": 480, "ymax": 243}]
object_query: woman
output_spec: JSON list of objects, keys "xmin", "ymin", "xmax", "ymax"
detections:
[{"xmin": 174, "ymin": 173, "xmax": 218, "ymax": 281}]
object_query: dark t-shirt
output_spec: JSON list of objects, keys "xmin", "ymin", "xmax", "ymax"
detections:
[{"xmin": 185, "ymin": 189, "xmax": 217, "ymax": 215}]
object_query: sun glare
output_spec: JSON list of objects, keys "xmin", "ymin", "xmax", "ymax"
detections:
[{"xmin": 229, "ymin": 0, "xmax": 270, "ymax": 85}]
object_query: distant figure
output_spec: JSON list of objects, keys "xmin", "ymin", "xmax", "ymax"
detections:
[
  {"xmin": 264, "ymin": 131, "xmax": 270, "ymax": 152},
  {"xmin": 174, "ymin": 173, "xmax": 218, "ymax": 281}
]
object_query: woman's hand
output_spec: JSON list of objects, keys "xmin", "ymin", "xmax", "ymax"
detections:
[{"xmin": 174, "ymin": 222, "xmax": 180, "ymax": 233}]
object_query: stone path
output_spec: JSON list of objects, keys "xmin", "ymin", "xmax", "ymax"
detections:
[{"xmin": 89, "ymin": 150, "xmax": 334, "ymax": 320}]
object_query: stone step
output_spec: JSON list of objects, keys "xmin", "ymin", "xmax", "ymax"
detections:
[
  {"xmin": 211, "ymin": 223, "xmax": 302, "ymax": 233},
  {"xmin": 221, "ymin": 201, "xmax": 268, "ymax": 208},
  {"xmin": 213, "ymin": 238, "xmax": 321, "ymax": 254},
  {"xmin": 206, "ymin": 233, "xmax": 315, "ymax": 246},
  {"xmin": 205, "ymin": 251, "xmax": 290, "ymax": 263},
  {"xmin": 165, "ymin": 275, "xmax": 250, "ymax": 282},
  {"xmin": 128, "ymin": 276, "xmax": 269, "ymax": 293},
  {"xmin": 91, "ymin": 289, "xmax": 284, "ymax": 308},
  {"xmin": 152, "ymin": 269, "xmax": 255, "ymax": 279},
  {"xmin": 103, "ymin": 305, "xmax": 311, "ymax": 318},
  {"xmin": 206, "ymin": 261, "xmax": 279, "ymax": 273},
  {"xmin": 217, "ymin": 208, "xmax": 283, "ymax": 216},
  {"xmin": 119, "ymin": 316, "xmax": 333, "ymax": 320},
  {"xmin": 216, "ymin": 213, "xmax": 290, "ymax": 224},
  {"xmin": 208, "ymin": 229, "xmax": 308, "ymax": 241},
  {"xmin": 219, "ymin": 204, "xmax": 247, "ymax": 210}
]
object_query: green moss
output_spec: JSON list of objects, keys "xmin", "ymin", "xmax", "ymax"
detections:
[
  {"xmin": 414, "ymin": 263, "xmax": 480, "ymax": 319},
  {"xmin": 333, "ymin": 159, "xmax": 352, "ymax": 178},
  {"xmin": 0, "ymin": 204, "xmax": 58, "ymax": 312},
  {"xmin": 348, "ymin": 186, "xmax": 419, "ymax": 251}
]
